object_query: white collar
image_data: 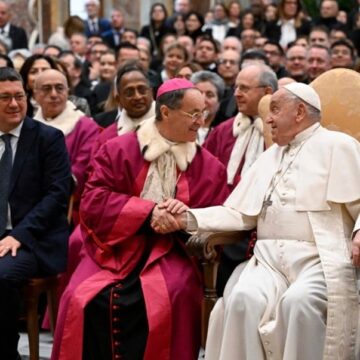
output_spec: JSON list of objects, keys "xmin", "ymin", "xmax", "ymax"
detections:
[
  {"xmin": 233, "ymin": 112, "xmax": 263, "ymax": 137},
  {"xmin": 34, "ymin": 100, "xmax": 84, "ymax": 136},
  {"xmin": 0, "ymin": 120, "xmax": 23, "ymax": 138},
  {"xmin": 289, "ymin": 123, "xmax": 321, "ymax": 147},
  {"xmin": 137, "ymin": 117, "xmax": 197, "ymax": 171},
  {"xmin": 117, "ymin": 102, "xmax": 155, "ymax": 135}
]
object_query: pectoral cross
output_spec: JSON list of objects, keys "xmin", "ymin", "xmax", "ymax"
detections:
[{"xmin": 261, "ymin": 195, "xmax": 272, "ymax": 220}]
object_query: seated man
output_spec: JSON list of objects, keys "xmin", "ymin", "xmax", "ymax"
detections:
[
  {"xmin": 0, "ymin": 67, "xmax": 71, "ymax": 359},
  {"xmin": 175, "ymin": 83, "xmax": 360, "ymax": 360},
  {"xmin": 33, "ymin": 69, "xmax": 99, "ymax": 225},
  {"xmin": 52, "ymin": 78, "xmax": 229, "ymax": 360},
  {"xmin": 47, "ymin": 61, "xmax": 156, "ymax": 330}
]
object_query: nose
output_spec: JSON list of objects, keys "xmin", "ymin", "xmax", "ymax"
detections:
[
  {"xmin": 8, "ymin": 97, "xmax": 18, "ymax": 106},
  {"xmin": 265, "ymin": 113, "xmax": 272, "ymax": 124},
  {"xmin": 196, "ymin": 116, "xmax": 205, "ymax": 127}
]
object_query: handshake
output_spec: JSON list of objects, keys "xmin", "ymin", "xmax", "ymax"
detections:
[{"xmin": 150, "ymin": 198, "xmax": 188, "ymax": 234}]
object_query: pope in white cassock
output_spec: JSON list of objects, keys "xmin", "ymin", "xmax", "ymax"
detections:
[{"xmin": 169, "ymin": 82, "xmax": 360, "ymax": 360}]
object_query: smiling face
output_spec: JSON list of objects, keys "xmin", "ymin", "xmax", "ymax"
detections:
[
  {"xmin": 117, "ymin": 70, "xmax": 153, "ymax": 119},
  {"xmin": 99, "ymin": 53, "xmax": 116, "ymax": 81},
  {"xmin": 164, "ymin": 47, "xmax": 186, "ymax": 77},
  {"xmin": 266, "ymin": 88, "xmax": 301, "ymax": 145},
  {"xmin": 158, "ymin": 88, "xmax": 206, "ymax": 143},
  {"xmin": 0, "ymin": 80, "xmax": 27, "ymax": 132}
]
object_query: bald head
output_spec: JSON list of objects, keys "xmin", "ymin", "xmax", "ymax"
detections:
[
  {"xmin": 34, "ymin": 69, "xmax": 69, "ymax": 119},
  {"xmin": 34, "ymin": 69, "xmax": 67, "ymax": 89}
]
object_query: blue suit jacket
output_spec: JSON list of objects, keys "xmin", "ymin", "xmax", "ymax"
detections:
[
  {"xmin": 84, "ymin": 18, "xmax": 111, "ymax": 37},
  {"xmin": 8, "ymin": 117, "xmax": 71, "ymax": 274}
]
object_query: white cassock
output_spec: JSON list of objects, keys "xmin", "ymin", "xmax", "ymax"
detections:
[{"xmin": 189, "ymin": 124, "xmax": 360, "ymax": 360}]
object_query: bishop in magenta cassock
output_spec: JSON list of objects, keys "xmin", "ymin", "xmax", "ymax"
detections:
[{"xmin": 51, "ymin": 78, "xmax": 229, "ymax": 360}]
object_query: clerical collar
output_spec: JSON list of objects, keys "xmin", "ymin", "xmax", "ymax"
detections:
[{"xmin": 289, "ymin": 122, "xmax": 320, "ymax": 147}]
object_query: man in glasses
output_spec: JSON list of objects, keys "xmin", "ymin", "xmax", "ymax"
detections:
[
  {"xmin": 203, "ymin": 63, "xmax": 278, "ymax": 296},
  {"xmin": 53, "ymin": 78, "xmax": 229, "ymax": 360},
  {"xmin": 33, "ymin": 69, "xmax": 99, "ymax": 225},
  {"xmin": 0, "ymin": 67, "xmax": 71, "ymax": 359}
]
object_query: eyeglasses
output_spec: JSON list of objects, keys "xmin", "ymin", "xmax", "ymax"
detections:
[
  {"xmin": 218, "ymin": 59, "xmax": 238, "ymax": 65},
  {"xmin": 0, "ymin": 93, "xmax": 26, "ymax": 103},
  {"xmin": 37, "ymin": 84, "xmax": 68, "ymax": 94},
  {"xmin": 235, "ymin": 85, "xmax": 266, "ymax": 93},
  {"xmin": 179, "ymin": 109, "xmax": 209, "ymax": 121}
]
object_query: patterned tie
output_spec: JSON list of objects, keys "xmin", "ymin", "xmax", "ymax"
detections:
[{"xmin": 0, "ymin": 134, "xmax": 12, "ymax": 236}]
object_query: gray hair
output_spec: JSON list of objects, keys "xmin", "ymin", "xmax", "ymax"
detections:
[
  {"xmin": 257, "ymin": 65, "xmax": 278, "ymax": 92},
  {"xmin": 155, "ymin": 89, "xmax": 187, "ymax": 121},
  {"xmin": 285, "ymin": 91, "xmax": 321, "ymax": 122},
  {"xmin": 191, "ymin": 70, "xmax": 225, "ymax": 99}
]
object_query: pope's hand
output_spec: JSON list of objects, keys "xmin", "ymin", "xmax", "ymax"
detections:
[
  {"xmin": 158, "ymin": 198, "xmax": 189, "ymax": 215},
  {"xmin": 0, "ymin": 236, "xmax": 21, "ymax": 257},
  {"xmin": 351, "ymin": 231, "xmax": 360, "ymax": 267}
]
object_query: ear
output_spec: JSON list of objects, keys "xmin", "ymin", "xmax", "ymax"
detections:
[
  {"xmin": 160, "ymin": 104, "xmax": 170, "ymax": 121},
  {"xmin": 264, "ymin": 86, "xmax": 273, "ymax": 95},
  {"xmin": 295, "ymin": 102, "xmax": 306, "ymax": 123},
  {"xmin": 116, "ymin": 93, "xmax": 123, "ymax": 108}
]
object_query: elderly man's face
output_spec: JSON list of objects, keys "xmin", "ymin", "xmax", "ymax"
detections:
[
  {"xmin": 161, "ymin": 89, "xmax": 206, "ymax": 143},
  {"xmin": 85, "ymin": 1, "xmax": 99, "ymax": 18},
  {"xmin": 0, "ymin": 80, "xmax": 27, "ymax": 132},
  {"xmin": 117, "ymin": 70, "xmax": 152, "ymax": 119},
  {"xmin": 34, "ymin": 71, "xmax": 68, "ymax": 119},
  {"xmin": 266, "ymin": 88, "xmax": 299, "ymax": 145},
  {"xmin": 234, "ymin": 66, "xmax": 268, "ymax": 117}
]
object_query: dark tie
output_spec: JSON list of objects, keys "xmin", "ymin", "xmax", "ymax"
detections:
[
  {"xmin": 0, "ymin": 134, "xmax": 12, "ymax": 236},
  {"xmin": 91, "ymin": 20, "xmax": 98, "ymax": 33}
]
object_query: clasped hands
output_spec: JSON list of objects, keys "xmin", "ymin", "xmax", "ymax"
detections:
[{"xmin": 151, "ymin": 198, "xmax": 187, "ymax": 234}]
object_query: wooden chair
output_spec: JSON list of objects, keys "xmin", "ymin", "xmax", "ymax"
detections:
[
  {"xmin": 22, "ymin": 275, "xmax": 59, "ymax": 360},
  {"xmin": 22, "ymin": 193, "xmax": 75, "ymax": 360},
  {"xmin": 186, "ymin": 231, "xmax": 244, "ymax": 348}
]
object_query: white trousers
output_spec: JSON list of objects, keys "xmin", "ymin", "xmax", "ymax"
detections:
[{"xmin": 205, "ymin": 239, "xmax": 327, "ymax": 360}]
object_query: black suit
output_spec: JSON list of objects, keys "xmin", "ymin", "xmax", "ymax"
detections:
[
  {"xmin": 0, "ymin": 117, "xmax": 71, "ymax": 359},
  {"xmin": 8, "ymin": 24, "xmax": 28, "ymax": 50}
]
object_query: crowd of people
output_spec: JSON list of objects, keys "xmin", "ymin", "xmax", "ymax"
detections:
[{"xmin": 0, "ymin": 0, "xmax": 360, "ymax": 359}]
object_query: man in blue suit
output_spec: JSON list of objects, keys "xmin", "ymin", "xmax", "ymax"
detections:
[
  {"xmin": 84, "ymin": 0, "xmax": 111, "ymax": 37},
  {"xmin": 0, "ymin": 67, "xmax": 71, "ymax": 359}
]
